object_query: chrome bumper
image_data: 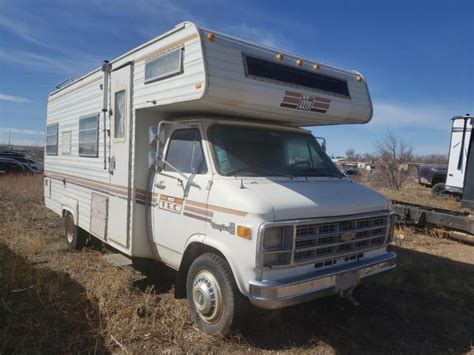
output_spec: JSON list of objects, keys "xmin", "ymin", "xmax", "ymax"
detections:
[{"xmin": 249, "ymin": 251, "xmax": 397, "ymax": 309}]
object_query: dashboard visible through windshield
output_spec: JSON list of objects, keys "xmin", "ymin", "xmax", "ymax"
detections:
[{"xmin": 208, "ymin": 125, "xmax": 343, "ymax": 178}]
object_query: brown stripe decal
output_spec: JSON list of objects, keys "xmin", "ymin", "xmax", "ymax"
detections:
[
  {"xmin": 135, "ymin": 33, "xmax": 199, "ymax": 63},
  {"xmin": 280, "ymin": 90, "xmax": 331, "ymax": 114},
  {"xmin": 183, "ymin": 212, "xmax": 212, "ymax": 223},
  {"xmin": 44, "ymin": 171, "xmax": 248, "ymax": 217},
  {"xmin": 186, "ymin": 199, "xmax": 248, "ymax": 217}
]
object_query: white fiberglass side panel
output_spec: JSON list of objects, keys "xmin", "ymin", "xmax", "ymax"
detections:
[{"xmin": 446, "ymin": 117, "xmax": 472, "ymax": 190}]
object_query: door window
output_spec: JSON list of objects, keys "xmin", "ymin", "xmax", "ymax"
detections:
[
  {"xmin": 114, "ymin": 90, "xmax": 126, "ymax": 139},
  {"xmin": 164, "ymin": 129, "xmax": 207, "ymax": 174}
]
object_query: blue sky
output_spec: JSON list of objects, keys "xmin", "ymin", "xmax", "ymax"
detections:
[{"xmin": 0, "ymin": 0, "xmax": 472, "ymax": 155}]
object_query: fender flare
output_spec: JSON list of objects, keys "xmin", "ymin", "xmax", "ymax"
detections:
[
  {"xmin": 61, "ymin": 197, "xmax": 79, "ymax": 225},
  {"xmin": 178, "ymin": 234, "xmax": 249, "ymax": 296}
]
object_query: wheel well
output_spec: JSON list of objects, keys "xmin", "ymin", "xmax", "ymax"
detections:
[
  {"xmin": 431, "ymin": 174, "xmax": 446, "ymax": 186},
  {"xmin": 174, "ymin": 242, "xmax": 227, "ymax": 299}
]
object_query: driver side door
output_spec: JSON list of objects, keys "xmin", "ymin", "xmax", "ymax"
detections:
[{"xmin": 151, "ymin": 125, "xmax": 211, "ymax": 267}]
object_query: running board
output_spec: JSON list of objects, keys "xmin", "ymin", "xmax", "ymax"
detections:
[{"xmin": 103, "ymin": 253, "xmax": 133, "ymax": 267}]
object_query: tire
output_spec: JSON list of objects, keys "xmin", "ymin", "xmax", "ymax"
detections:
[
  {"xmin": 186, "ymin": 253, "xmax": 248, "ymax": 336},
  {"xmin": 431, "ymin": 182, "xmax": 446, "ymax": 197},
  {"xmin": 64, "ymin": 212, "xmax": 85, "ymax": 250}
]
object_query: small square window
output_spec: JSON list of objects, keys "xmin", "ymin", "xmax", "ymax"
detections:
[{"xmin": 79, "ymin": 115, "xmax": 99, "ymax": 157}]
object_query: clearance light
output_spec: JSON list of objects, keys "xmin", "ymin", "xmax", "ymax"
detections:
[
  {"xmin": 237, "ymin": 225, "xmax": 252, "ymax": 240},
  {"xmin": 296, "ymin": 58, "xmax": 304, "ymax": 66},
  {"xmin": 276, "ymin": 53, "xmax": 284, "ymax": 61},
  {"xmin": 314, "ymin": 63, "xmax": 321, "ymax": 70},
  {"xmin": 356, "ymin": 75, "xmax": 363, "ymax": 82},
  {"xmin": 195, "ymin": 82, "xmax": 202, "ymax": 89},
  {"xmin": 207, "ymin": 33, "xmax": 216, "ymax": 41}
]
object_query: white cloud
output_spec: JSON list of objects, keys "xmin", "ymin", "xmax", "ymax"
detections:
[
  {"xmin": 224, "ymin": 23, "xmax": 280, "ymax": 48},
  {"xmin": 370, "ymin": 101, "xmax": 465, "ymax": 129},
  {"xmin": 0, "ymin": 127, "xmax": 44, "ymax": 136},
  {"xmin": 0, "ymin": 94, "xmax": 32, "ymax": 103}
]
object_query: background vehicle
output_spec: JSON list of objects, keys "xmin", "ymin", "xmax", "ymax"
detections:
[
  {"xmin": 431, "ymin": 115, "xmax": 472, "ymax": 204},
  {"xmin": 417, "ymin": 163, "xmax": 447, "ymax": 189},
  {"xmin": 0, "ymin": 157, "xmax": 37, "ymax": 175},
  {"xmin": 44, "ymin": 22, "xmax": 396, "ymax": 335}
]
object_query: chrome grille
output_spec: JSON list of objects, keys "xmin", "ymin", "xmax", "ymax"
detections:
[{"xmin": 293, "ymin": 216, "xmax": 389, "ymax": 264}]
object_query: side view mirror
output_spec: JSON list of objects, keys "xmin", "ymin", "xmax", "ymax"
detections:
[
  {"xmin": 315, "ymin": 136, "xmax": 327, "ymax": 151},
  {"xmin": 148, "ymin": 125, "xmax": 165, "ymax": 171}
]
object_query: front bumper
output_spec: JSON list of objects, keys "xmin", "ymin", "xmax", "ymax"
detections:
[{"xmin": 249, "ymin": 251, "xmax": 397, "ymax": 309}]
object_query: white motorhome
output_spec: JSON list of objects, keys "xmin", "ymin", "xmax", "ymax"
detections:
[{"xmin": 44, "ymin": 22, "xmax": 397, "ymax": 335}]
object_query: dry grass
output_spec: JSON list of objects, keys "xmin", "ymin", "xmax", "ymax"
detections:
[
  {"xmin": 357, "ymin": 171, "xmax": 465, "ymax": 212},
  {"xmin": 1, "ymin": 175, "xmax": 473, "ymax": 353}
]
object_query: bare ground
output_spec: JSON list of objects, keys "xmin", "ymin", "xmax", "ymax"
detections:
[{"xmin": 1, "ymin": 175, "xmax": 473, "ymax": 353}]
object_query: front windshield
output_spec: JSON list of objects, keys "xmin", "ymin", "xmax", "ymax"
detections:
[{"xmin": 209, "ymin": 125, "xmax": 343, "ymax": 178}]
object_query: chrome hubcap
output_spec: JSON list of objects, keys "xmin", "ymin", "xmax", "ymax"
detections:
[
  {"xmin": 66, "ymin": 216, "xmax": 74, "ymax": 243},
  {"xmin": 192, "ymin": 271, "xmax": 222, "ymax": 324}
]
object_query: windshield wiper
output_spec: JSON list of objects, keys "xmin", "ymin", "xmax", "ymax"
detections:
[
  {"xmin": 225, "ymin": 165, "xmax": 294, "ymax": 178},
  {"xmin": 302, "ymin": 168, "xmax": 342, "ymax": 178}
]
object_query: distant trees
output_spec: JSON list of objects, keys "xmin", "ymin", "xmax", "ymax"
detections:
[
  {"xmin": 375, "ymin": 130, "xmax": 414, "ymax": 190},
  {"xmin": 345, "ymin": 148, "xmax": 355, "ymax": 161}
]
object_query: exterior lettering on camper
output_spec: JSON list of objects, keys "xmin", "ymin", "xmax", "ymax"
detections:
[
  {"xmin": 159, "ymin": 195, "xmax": 183, "ymax": 214},
  {"xmin": 280, "ymin": 91, "xmax": 331, "ymax": 113}
]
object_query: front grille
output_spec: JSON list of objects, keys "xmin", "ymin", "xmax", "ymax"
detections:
[{"xmin": 293, "ymin": 215, "xmax": 388, "ymax": 264}]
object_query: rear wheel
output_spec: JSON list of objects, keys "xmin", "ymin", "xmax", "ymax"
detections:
[
  {"xmin": 432, "ymin": 182, "xmax": 446, "ymax": 197},
  {"xmin": 186, "ymin": 253, "xmax": 248, "ymax": 336},
  {"xmin": 64, "ymin": 212, "xmax": 85, "ymax": 250}
]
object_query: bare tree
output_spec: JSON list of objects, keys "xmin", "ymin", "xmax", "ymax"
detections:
[
  {"xmin": 375, "ymin": 130, "xmax": 413, "ymax": 190},
  {"xmin": 345, "ymin": 147, "xmax": 356, "ymax": 161}
]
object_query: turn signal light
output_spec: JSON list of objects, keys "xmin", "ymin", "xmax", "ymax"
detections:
[
  {"xmin": 207, "ymin": 33, "xmax": 216, "ymax": 41},
  {"xmin": 237, "ymin": 225, "xmax": 252, "ymax": 240}
]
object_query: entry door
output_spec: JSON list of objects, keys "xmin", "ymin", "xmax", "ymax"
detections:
[
  {"xmin": 447, "ymin": 118, "xmax": 472, "ymax": 190},
  {"xmin": 152, "ymin": 125, "xmax": 210, "ymax": 264},
  {"xmin": 108, "ymin": 65, "xmax": 132, "ymax": 248}
]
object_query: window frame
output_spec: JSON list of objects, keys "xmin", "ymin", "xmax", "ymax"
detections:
[
  {"xmin": 45, "ymin": 123, "xmax": 58, "ymax": 156},
  {"xmin": 242, "ymin": 53, "xmax": 350, "ymax": 99},
  {"xmin": 78, "ymin": 114, "xmax": 100, "ymax": 158},
  {"xmin": 144, "ymin": 47, "xmax": 184, "ymax": 84},
  {"xmin": 164, "ymin": 128, "xmax": 208, "ymax": 175},
  {"xmin": 113, "ymin": 89, "xmax": 127, "ymax": 142}
]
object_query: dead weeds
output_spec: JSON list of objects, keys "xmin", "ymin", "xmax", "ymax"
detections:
[{"xmin": 1, "ymin": 175, "xmax": 473, "ymax": 353}]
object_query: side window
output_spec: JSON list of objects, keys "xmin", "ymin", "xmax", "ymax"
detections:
[
  {"xmin": 46, "ymin": 123, "xmax": 58, "ymax": 156},
  {"xmin": 79, "ymin": 115, "xmax": 99, "ymax": 157},
  {"xmin": 164, "ymin": 129, "xmax": 207, "ymax": 174},
  {"xmin": 144, "ymin": 48, "xmax": 183, "ymax": 83},
  {"xmin": 114, "ymin": 90, "xmax": 126, "ymax": 139}
]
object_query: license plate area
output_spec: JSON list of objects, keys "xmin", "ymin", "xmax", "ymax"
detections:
[{"xmin": 335, "ymin": 270, "xmax": 361, "ymax": 292}]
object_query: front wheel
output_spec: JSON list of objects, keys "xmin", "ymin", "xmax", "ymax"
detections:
[{"xmin": 186, "ymin": 253, "xmax": 248, "ymax": 336}]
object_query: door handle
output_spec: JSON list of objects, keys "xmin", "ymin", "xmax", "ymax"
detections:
[{"xmin": 155, "ymin": 181, "xmax": 166, "ymax": 190}]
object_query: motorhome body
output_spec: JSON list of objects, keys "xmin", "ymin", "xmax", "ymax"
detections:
[
  {"xmin": 44, "ymin": 22, "xmax": 397, "ymax": 335},
  {"xmin": 443, "ymin": 115, "xmax": 473, "ymax": 207}
]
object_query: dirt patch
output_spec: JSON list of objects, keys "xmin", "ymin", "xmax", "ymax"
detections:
[{"xmin": 1, "ymin": 175, "xmax": 473, "ymax": 353}]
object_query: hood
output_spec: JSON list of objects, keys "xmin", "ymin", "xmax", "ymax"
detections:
[{"xmin": 243, "ymin": 178, "xmax": 390, "ymax": 221}]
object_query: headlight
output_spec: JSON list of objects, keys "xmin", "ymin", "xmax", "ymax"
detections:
[
  {"xmin": 386, "ymin": 213, "xmax": 397, "ymax": 243},
  {"xmin": 262, "ymin": 226, "xmax": 293, "ymax": 267},
  {"xmin": 263, "ymin": 226, "xmax": 293, "ymax": 251}
]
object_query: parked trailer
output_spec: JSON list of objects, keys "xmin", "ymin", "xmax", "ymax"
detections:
[
  {"xmin": 432, "ymin": 115, "xmax": 473, "ymax": 202},
  {"xmin": 44, "ymin": 22, "xmax": 397, "ymax": 335}
]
